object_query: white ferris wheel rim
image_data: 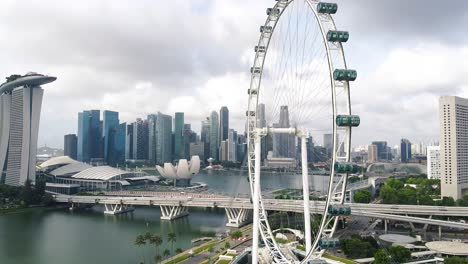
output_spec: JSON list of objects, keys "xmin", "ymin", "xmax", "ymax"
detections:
[{"xmin": 246, "ymin": 0, "xmax": 354, "ymax": 263}]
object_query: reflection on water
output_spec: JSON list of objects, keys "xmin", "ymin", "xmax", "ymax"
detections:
[
  {"xmin": 195, "ymin": 169, "xmax": 330, "ymax": 196},
  {"xmin": 0, "ymin": 207, "xmax": 226, "ymax": 264},
  {"xmin": 0, "ymin": 170, "xmax": 330, "ymax": 264}
]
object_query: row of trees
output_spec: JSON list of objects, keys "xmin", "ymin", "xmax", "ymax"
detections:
[
  {"xmin": 353, "ymin": 190, "xmax": 372, "ymax": 203},
  {"xmin": 134, "ymin": 232, "xmax": 181, "ymax": 264},
  {"xmin": 379, "ymin": 176, "xmax": 468, "ymax": 206},
  {"xmin": 445, "ymin": 257, "xmax": 468, "ymax": 264},
  {"xmin": 374, "ymin": 245, "xmax": 411, "ymax": 264},
  {"xmin": 339, "ymin": 236, "xmax": 412, "ymax": 263},
  {"xmin": 340, "ymin": 235, "xmax": 378, "ymax": 258},
  {"xmin": 0, "ymin": 179, "xmax": 54, "ymax": 208}
]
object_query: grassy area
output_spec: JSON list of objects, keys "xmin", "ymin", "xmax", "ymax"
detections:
[
  {"xmin": 275, "ymin": 238, "xmax": 290, "ymax": 244},
  {"xmin": 194, "ymin": 242, "xmax": 216, "ymax": 254},
  {"xmin": 323, "ymin": 253, "xmax": 359, "ymax": 264},
  {"xmin": 162, "ymin": 241, "xmax": 216, "ymax": 264},
  {"xmin": 296, "ymin": 244, "xmax": 305, "ymax": 251},
  {"xmin": 216, "ymin": 260, "xmax": 231, "ymax": 264},
  {"xmin": 168, "ymin": 253, "xmax": 190, "ymax": 264},
  {"xmin": 164, "ymin": 224, "xmax": 252, "ymax": 264}
]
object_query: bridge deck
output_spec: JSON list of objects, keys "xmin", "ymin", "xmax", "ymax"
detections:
[{"xmin": 54, "ymin": 193, "xmax": 468, "ymax": 229}]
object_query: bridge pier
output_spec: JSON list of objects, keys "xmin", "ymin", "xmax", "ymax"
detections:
[
  {"xmin": 438, "ymin": 226, "xmax": 442, "ymax": 240},
  {"xmin": 69, "ymin": 202, "xmax": 92, "ymax": 211},
  {"xmin": 69, "ymin": 202, "xmax": 79, "ymax": 211},
  {"xmin": 160, "ymin": 205, "xmax": 189, "ymax": 220},
  {"xmin": 104, "ymin": 203, "xmax": 135, "ymax": 215},
  {"xmin": 423, "ymin": 215, "xmax": 433, "ymax": 232},
  {"xmin": 225, "ymin": 208, "xmax": 252, "ymax": 228}
]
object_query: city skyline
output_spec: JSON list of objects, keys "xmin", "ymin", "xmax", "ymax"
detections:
[
  {"xmin": 1, "ymin": 2, "xmax": 468, "ymax": 264},
  {"xmin": 1, "ymin": 0, "xmax": 466, "ymax": 148}
]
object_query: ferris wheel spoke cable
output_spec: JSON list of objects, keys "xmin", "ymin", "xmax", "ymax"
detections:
[
  {"xmin": 295, "ymin": 8, "xmax": 313, "ymax": 123},
  {"xmin": 269, "ymin": 8, "xmax": 294, "ymax": 119}
]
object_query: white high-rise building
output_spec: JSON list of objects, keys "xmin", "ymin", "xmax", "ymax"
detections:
[
  {"xmin": 0, "ymin": 73, "xmax": 56, "ymax": 186},
  {"xmin": 368, "ymin": 144, "xmax": 378, "ymax": 163},
  {"xmin": 427, "ymin": 146, "xmax": 441, "ymax": 180},
  {"xmin": 227, "ymin": 129, "xmax": 237, "ymax": 162},
  {"xmin": 439, "ymin": 96, "xmax": 468, "ymax": 200}
]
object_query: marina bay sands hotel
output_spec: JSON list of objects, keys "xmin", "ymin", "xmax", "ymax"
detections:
[{"xmin": 0, "ymin": 73, "xmax": 56, "ymax": 186}]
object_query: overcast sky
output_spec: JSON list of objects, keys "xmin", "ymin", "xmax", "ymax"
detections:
[{"xmin": 1, "ymin": 0, "xmax": 467, "ymax": 149}]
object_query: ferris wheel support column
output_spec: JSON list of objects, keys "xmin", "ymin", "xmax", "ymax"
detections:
[
  {"xmin": 252, "ymin": 133, "xmax": 262, "ymax": 264},
  {"xmin": 301, "ymin": 135, "xmax": 312, "ymax": 253}
]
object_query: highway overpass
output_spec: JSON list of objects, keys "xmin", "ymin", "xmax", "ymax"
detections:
[{"xmin": 53, "ymin": 192, "xmax": 468, "ymax": 230}]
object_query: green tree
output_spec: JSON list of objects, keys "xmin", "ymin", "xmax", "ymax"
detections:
[
  {"xmin": 389, "ymin": 245, "xmax": 411, "ymax": 263},
  {"xmin": 167, "ymin": 232, "xmax": 176, "ymax": 263},
  {"xmin": 149, "ymin": 235, "xmax": 162, "ymax": 262},
  {"xmin": 163, "ymin": 249, "xmax": 170, "ymax": 258},
  {"xmin": 400, "ymin": 187, "xmax": 417, "ymax": 205},
  {"xmin": 175, "ymin": 248, "xmax": 183, "ymax": 254},
  {"xmin": 439, "ymin": 196, "xmax": 456, "ymax": 206},
  {"xmin": 225, "ymin": 241, "xmax": 231, "ymax": 249},
  {"xmin": 380, "ymin": 185, "xmax": 399, "ymax": 204},
  {"xmin": 374, "ymin": 249, "xmax": 390, "ymax": 264},
  {"xmin": 457, "ymin": 195, "xmax": 468, "ymax": 207},
  {"xmin": 144, "ymin": 232, "xmax": 152, "ymax": 241},
  {"xmin": 230, "ymin": 230, "xmax": 243, "ymax": 239},
  {"xmin": 20, "ymin": 180, "xmax": 35, "ymax": 205},
  {"xmin": 386, "ymin": 178, "xmax": 404, "ymax": 189},
  {"xmin": 354, "ymin": 190, "xmax": 372, "ymax": 203},
  {"xmin": 418, "ymin": 195, "xmax": 434, "ymax": 205},
  {"xmin": 445, "ymin": 256, "xmax": 468, "ymax": 264},
  {"xmin": 41, "ymin": 193, "xmax": 55, "ymax": 206},
  {"xmin": 340, "ymin": 236, "xmax": 376, "ymax": 258},
  {"xmin": 154, "ymin": 255, "xmax": 162, "ymax": 264},
  {"xmin": 135, "ymin": 234, "xmax": 147, "ymax": 263}
]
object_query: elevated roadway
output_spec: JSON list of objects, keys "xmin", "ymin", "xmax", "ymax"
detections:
[{"xmin": 54, "ymin": 193, "xmax": 468, "ymax": 229}]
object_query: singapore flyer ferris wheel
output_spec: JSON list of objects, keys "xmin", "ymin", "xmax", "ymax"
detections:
[{"xmin": 246, "ymin": 0, "xmax": 360, "ymax": 263}]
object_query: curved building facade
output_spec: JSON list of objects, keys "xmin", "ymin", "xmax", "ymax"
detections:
[
  {"xmin": 0, "ymin": 73, "xmax": 56, "ymax": 186},
  {"xmin": 156, "ymin": 155, "xmax": 200, "ymax": 187}
]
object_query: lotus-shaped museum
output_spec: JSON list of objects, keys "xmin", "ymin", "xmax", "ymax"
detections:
[{"xmin": 156, "ymin": 156, "xmax": 200, "ymax": 187}]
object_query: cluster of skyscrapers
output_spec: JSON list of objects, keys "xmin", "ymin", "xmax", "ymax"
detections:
[
  {"xmin": 365, "ymin": 140, "xmax": 426, "ymax": 163},
  {"xmin": 359, "ymin": 96, "xmax": 468, "ymax": 201},
  {"xmin": 65, "ymin": 106, "xmax": 247, "ymax": 167},
  {"xmin": 256, "ymin": 104, "xmax": 315, "ymax": 167}
]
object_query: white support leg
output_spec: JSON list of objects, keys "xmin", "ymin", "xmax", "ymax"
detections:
[
  {"xmin": 423, "ymin": 215, "xmax": 432, "ymax": 232},
  {"xmin": 104, "ymin": 203, "xmax": 134, "ymax": 215},
  {"xmin": 252, "ymin": 136, "xmax": 261, "ymax": 264},
  {"xmin": 160, "ymin": 205, "xmax": 189, "ymax": 220},
  {"xmin": 225, "ymin": 208, "xmax": 252, "ymax": 228},
  {"xmin": 301, "ymin": 136, "xmax": 312, "ymax": 253}
]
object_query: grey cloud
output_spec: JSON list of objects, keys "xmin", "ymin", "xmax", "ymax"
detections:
[
  {"xmin": 337, "ymin": 0, "xmax": 468, "ymax": 43},
  {"xmin": 0, "ymin": 0, "xmax": 465, "ymax": 148}
]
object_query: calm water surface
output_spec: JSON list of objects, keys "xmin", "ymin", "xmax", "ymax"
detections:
[
  {"xmin": 0, "ymin": 170, "xmax": 329, "ymax": 264},
  {"xmin": 0, "ymin": 207, "xmax": 226, "ymax": 264}
]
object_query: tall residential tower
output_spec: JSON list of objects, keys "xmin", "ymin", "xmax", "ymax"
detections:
[{"xmin": 439, "ymin": 96, "xmax": 468, "ymax": 200}]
